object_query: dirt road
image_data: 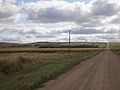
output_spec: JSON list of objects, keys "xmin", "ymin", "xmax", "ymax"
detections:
[{"xmin": 39, "ymin": 50, "xmax": 120, "ymax": 90}]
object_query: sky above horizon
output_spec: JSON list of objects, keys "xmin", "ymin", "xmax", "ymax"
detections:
[{"xmin": 0, "ymin": 0, "xmax": 120, "ymax": 43}]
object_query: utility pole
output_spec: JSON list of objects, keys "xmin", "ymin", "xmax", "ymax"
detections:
[
  {"xmin": 69, "ymin": 30, "xmax": 71, "ymax": 56},
  {"xmin": 107, "ymin": 42, "xmax": 109, "ymax": 49}
]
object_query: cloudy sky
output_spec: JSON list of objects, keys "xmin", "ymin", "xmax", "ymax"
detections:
[{"xmin": 0, "ymin": 0, "xmax": 120, "ymax": 43}]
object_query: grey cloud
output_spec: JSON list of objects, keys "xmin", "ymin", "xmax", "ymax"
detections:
[
  {"xmin": 74, "ymin": 37, "xmax": 89, "ymax": 42},
  {"xmin": 97, "ymin": 35, "xmax": 114, "ymax": 39},
  {"xmin": 28, "ymin": 7, "xmax": 74, "ymax": 23},
  {"xmin": 0, "ymin": 2, "xmax": 20, "ymax": 23},
  {"xmin": 24, "ymin": 0, "xmax": 120, "ymax": 26},
  {"xmin": 24, "ymin": 1, "xmax": 90, "ymax": 24},
  {"xmin": 91, "ymin": 0, "xmax": 119, "ymax": 16},
  {"xmin": 111, "ymin": 18, "xmax": 120, "ymax": 24},
  {"xmin": 35, "ymin": 34, "xmax": 55, "ymax": 38},
  {"xmin": 0, "ymin": 37, "xmax": 20, "ymax": 42},
  {"xmin": 69, "ymin": 28, "xmax": 104, "ymax": 34},
  {"xmin": 51, "ymin": 26, "xmax": 116, "ymax": 35},
  {"xmin": 110, "ymin": 14, "xmax": 120, "ymax": 24},
  {"xmin": 0, "ymin": 12, "xmax": 13, "ymax": 19},
  {"xmin": 96, "ymin": 34, "xmax": 120, "ymax": 41}
]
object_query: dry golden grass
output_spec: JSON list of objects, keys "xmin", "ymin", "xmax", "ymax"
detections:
[
  {"xmin": 0, "ymin": 48, "xmax": 103, "ymax": 53},
  {"xmin": 0, "ymin": 52, "xmax": 68, "ymax": 74},
  {"xmin": 0, "ymin": 52, "xmax": 70, "ymax": 66},
  {"xmin": 0, "ymin": 48, "xmax": 103, "ymax": 76},
  {"xmin": 0, "ymin": 48, "xmax": 102, "ymax": 74},
  {"xmin": 0, "ymin": 49, "xmax": 102, "ymax": 90}
]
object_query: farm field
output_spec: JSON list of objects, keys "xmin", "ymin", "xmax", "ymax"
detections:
[
  {"xmin": 0, "ymin": 48, "xmax": 102, "ymax": 90},
  {"xmin": 0, "ymin": 42, "xmax": 120, "ymax": 90},
  {"xmin": 0, "ymin": 42, "xmax": 107, "ymax": 48},
  {"xmin": 109, "ymin": 42, "xmax": 120, "ymax": 49},
  {"xmin": 0, "ymin": 48, "xmax": 103, "ymax": 53}
]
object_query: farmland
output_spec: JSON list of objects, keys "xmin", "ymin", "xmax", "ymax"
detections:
[
  {"xmin": 0, "ymin": 47, "xmax": 102, "ymax": 90},
  {"xmin": 0, "ymin": 48, "xmax": 103, "ymax": 53},
  {"xmin": 0, "ymin": 42, "xmax": 120, "ymax": 90},
  {"xmin": 109, "ymin": 42, "xmax": 120, "ymax": 49}
]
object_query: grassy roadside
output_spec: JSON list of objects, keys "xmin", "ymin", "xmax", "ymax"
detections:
[
  {"xmin": 111, "ymin": 49, "xmax": 120, "ymax": 55},
  {"xmin": 0, "ymin": 50, "xmax": 102, "ymax": 90}
]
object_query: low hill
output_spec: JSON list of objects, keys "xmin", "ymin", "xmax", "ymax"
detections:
[{"xmin": 0, "ymin": 42, "xmax": 115, "ymax": 48}]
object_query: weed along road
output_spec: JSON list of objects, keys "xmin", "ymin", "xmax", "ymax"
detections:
[{"xmin": 38, "ymin": 50, "xmax": 120, "ymax": 90}]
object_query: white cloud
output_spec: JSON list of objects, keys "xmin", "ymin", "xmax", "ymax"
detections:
[
  {"xmin": 91, "ymin": 0, "xmax": 120, "ymax": 16},
  {"xmin": 0, "ymin": 23, "xmax": 120, "ymax": 43},
  {"xmin": 0, "ymin": 0, "xmax": 21, "ymax": 23},
  {"xmin": 0, "ymin": 23, "xmax": 57, "ymax": 43},
  {"xmin": 23, "ymin": 0, "xmax": 120, "ymax": 26},
  {"xmin": 0, "ymin": 0, "xmax": 120, "ymax": 43},
  {"xmin": 23, "ymin": 1, "xmax": 90, "ymax": 23}
]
